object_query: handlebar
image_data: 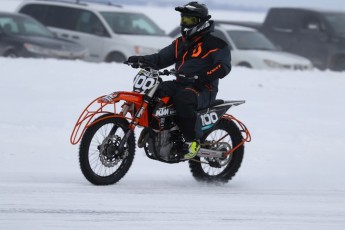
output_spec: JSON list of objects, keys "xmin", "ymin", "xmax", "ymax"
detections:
[
  {"xmin": 124, "ymin": 61, "xmax": 198, "ymax": 79},
  {"xmin": 123, "ymin": 60, "xmax": 158, "ymax": 70}
]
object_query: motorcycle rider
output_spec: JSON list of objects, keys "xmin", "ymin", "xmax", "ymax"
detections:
[{"xmin": 127, "ymin": 1, "xmax": 231, "ymax": 160}]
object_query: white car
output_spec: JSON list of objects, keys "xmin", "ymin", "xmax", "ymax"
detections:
[
  {"xmin": 170, "ymin": 23, "xmax": 313, "ymax": 70},
  {"xmin": 17, "ymin": 1, "xmax": 173, "ymax": 63}
]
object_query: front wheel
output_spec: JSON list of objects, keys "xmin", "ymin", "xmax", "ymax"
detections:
[
  {"xmin": 189, "ymin": 118, "xmax": 244, "ymax": 183},
  {"xmin": 79, "ymin": 116, "xmax": 135, "ymax": 185}
]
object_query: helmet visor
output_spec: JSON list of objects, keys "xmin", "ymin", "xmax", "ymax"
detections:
[{"xmin": 180, "ymin": 15, "xmax": 199, "ymax": 27}]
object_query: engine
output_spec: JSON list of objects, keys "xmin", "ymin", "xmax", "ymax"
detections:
[
  {"xmin": 146, "ymin": 128, "xmax": 184, "ymax": 162},
  {"xmin": 143, "ymin": 99, "xmax": 185, "ymax": 162}
]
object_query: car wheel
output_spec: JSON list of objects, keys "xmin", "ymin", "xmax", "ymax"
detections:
[
  {"xmin": 333, "ymin": 57, "xmax": 345, "ymax": 72},
  {"xmin": 237, "ymin": 62, "xmax": 252, "ymax": 68},
  {"xmin": 106, "ymin": 52, "xmax": 126, "ymax": 63},
  {"xmin": 4, "ymin": 50, "xmax": 18, "ymax": 58}
]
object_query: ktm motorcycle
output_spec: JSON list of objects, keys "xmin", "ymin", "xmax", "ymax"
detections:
[{"xmin": 70, "ymin": 62, "xmax": 251, "ymax": 185}]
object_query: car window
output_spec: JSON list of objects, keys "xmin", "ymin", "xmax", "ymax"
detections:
[
  {"xmin": 212, "ymin": 29, "xmax": 233, "ymax": 50},
  {"xmin": 101, "ymin": 12, "xmax": 165, "ymax": 35},
  {"xmin": 22, "ymin": 19, "xmax": 54, "ymax": 37},
  {"xmin": 0, "ymin": 15, "xmax": 53, "ymax": 37},
  {"xmin": 21, "ymin": 4, "xmax": 108, "ymax": 37},
  {"xmin": 20, "ymin": 5, "xmax": 78, "ymax": 30},
  {"xmin": 19, "ymin": 4, "xmax": 49, "ymax": 23},
  {"xmin": 75, "ymin": 11, "xmax": 107, "ymax": 36},
  {"xmin": 228, "ymin": 30, "xmax": 276, "ymax": 50},
  {"xmin": 46, "ymin": 6, "xmax": 80, "ymax": 31},
  {"xmin": 0, "ymin": 18, "xmax": 19, "ymax": 34},
  {"xmin": 265, "ymin": 10, "xmax": 305, "ymax": 31},
  {"xmin": 325, "ymin": 13, "xmax": 345, "ymax": 36}
]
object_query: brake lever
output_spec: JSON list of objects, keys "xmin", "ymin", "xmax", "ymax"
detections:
[
  {"xmin": 123, "ymin": 61, "xmax": 143, "ymax": 69},
  {"xmin": 124, "ymin": 60, "xmax": 158, "ymax": 70}
]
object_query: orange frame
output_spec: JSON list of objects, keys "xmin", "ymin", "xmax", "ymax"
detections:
[
  {"xmin": 222, "ymin": 114, "xmax": 252, "ymax": 157},
  {"xmin": 70, "ymin": 91, "xmax": 149, "ymax": 145}
]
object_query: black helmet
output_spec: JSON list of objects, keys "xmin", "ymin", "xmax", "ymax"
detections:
[
  {"xmin": 175, "ymin": 2, "xmax": 212, "ymax": 39},
  {"xmin": 175, "ymin": 1, "xmax": 210, "ymax": 20}
]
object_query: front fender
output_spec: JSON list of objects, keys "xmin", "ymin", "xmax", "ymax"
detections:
[{"xmin": 70, "ymin": 91, "xmax": 144, "ymax": 145}]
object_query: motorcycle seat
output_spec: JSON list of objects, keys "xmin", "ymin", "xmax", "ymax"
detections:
[
  {"xmin": 197, "ymin": 99, "xmax": 224, "ymax": 112},
  {"xmin": 209, "ymin": 99, "xmax": 224, "ymax": 107}
]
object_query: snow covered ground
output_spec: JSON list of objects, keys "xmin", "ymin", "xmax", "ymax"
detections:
[{"xmin": 1, "ymin": 1, "xmax": 345, "ymax": 229}]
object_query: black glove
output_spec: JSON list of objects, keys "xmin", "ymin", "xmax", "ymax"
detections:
[{"xmin": 127, "ymin": 56, "xmax": 145, "ymax": 63}]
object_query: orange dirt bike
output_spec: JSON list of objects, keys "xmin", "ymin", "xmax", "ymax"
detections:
[{"xmin": 70, "ymin": 62, "xmax": 251, "ymax": 185}]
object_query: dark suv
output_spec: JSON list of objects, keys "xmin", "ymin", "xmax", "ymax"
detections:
[{"xmin": 260, "ymin": 8, "xmax": 345, "ymax": 71}]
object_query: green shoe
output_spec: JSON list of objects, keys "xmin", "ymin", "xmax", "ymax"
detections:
[{"xmin": 183, "ymin": 140, "xmax": 200, "ymax": 160}]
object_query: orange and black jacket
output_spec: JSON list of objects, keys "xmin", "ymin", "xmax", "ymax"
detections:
[{"xmin": 143, "ymin": 22, "xmax": 231, "ymax": 92}]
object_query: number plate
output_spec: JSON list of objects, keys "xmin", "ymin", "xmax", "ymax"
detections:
[{"xmin": 133, "ymin": 69, "xmax": 157, "ymax": 93}]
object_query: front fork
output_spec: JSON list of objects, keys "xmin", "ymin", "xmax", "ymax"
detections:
[
  {"xmin": 117, "ymin": 99, "xmax": 151, "ymax": 153},
  {"xmin": 117, "ymin": 82, "xmax": 159, "ymax": 153}
]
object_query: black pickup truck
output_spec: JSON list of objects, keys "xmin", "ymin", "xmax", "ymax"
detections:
[{"xmin": 223, "ymin": 7, "xmax": 345, "ymax": 71}]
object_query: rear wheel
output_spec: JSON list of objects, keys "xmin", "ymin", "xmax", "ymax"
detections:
[
  {"xmin": 189, "ymin": 118, "xmax": 244, "ymax": 183},
  {"xmin": 79, "ymin": 116, "xmax": 135, "ymax": 185}
]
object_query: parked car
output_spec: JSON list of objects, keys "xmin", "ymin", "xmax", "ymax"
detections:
[
  {"xmin": 0, "ymin": 11, "xmax": 88, "ymax": 60},
  {"xmin": 169, "ymin": 23, "xmax": 313, "ymax": 70},
  {"xmin": 17, "ymin": 0, "xmax": 173, "ymax": 63}
]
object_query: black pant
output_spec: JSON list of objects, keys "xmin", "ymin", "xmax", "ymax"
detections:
[{"xmin": 155, "ymin": 80, "xmax": 217, "ymax": 141}]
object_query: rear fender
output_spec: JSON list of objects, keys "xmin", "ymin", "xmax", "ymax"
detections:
[
  {"xmin": 199, "ymin": 99, "xmax": 251, "ymax": 158},
  {"xmin": 199, "ymin": 100, "xmax": 245, "ymax": 131},
  {"xmin": 70, "ymin": 91, "xmax": 144, "ymax": 145}
]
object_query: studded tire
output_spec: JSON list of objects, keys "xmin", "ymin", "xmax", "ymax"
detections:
[
  {"xmin": 189, "ymin": 118, "xmax": 244, "ymax": 183},
  {"xmin": 79, "ymin": 116, "xmax": 135, "ymax": 185}
]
